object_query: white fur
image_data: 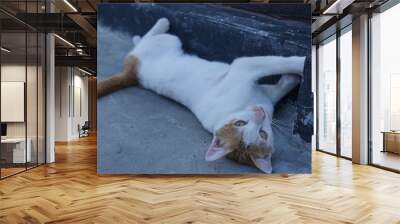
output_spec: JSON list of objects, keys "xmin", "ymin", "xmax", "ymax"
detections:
[{"xmin": 128, "ymin": 18, "xmax": 305, "ymax": 172}]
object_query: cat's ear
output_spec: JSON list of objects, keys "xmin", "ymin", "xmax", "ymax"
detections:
[
  {"xmin": 250, "ymin": 154, "xmax": 272, "ymax": 174},
  {"xmin": 205, "ymin": 136, "xmax": 231, "ymax": 161}
]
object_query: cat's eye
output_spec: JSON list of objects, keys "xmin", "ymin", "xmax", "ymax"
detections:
[
  {"xmin": 259, "ymin": 129, "xmax": 268, "ymax": 139},
  {"xmin": 234, "ymin": 120, "xmax": 247, "ymax": 127}
]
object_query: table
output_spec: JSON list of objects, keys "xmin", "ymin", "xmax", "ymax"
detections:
[
  {"xmin": 1, "ymin": 138, "xmax": 32, "ymax": 163},
  {"xmin": 381, "ymin": 131, "xmax": 400, "ymax": 154}
]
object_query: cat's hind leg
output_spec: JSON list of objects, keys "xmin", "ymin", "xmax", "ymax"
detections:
[{"xmin": 97, "ymin": 55, "xmax": 139, "ymax": 97}]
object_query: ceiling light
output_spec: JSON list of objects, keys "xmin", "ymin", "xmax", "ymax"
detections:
[
  {"xmin": 1, "ymin": 47, "xmax": 11, "ymax": 53},
  {"xmin": 78, "ymin": 67, "xmax": 93, "ymax": 76},
  {"xmin": 322, "ymin": 0, "xmax": 354, "ymax": 15},
  {"xmin": 76, "ymin": 48, "xmax": 84, "ymax": 55},
  {"xmin": 54, "ymin": 34, "xmax": 75, "ymax": 48},
  {"xmin": 323, "ymin": 0, "xmax": 340, "ymax": 14},
  {"xmin": 63, "ymin": 0, "xmax": 78, "ymax": 12}
]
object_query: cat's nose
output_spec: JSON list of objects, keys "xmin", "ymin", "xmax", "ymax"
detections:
[{"xmin": 253, "ymin": 106, "xmax": 265, "ymax": 124}]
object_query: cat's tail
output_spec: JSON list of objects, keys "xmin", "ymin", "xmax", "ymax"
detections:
[
  {"xmin": 143, "ymin": 18, "xmax": 170, "ymax": 39},
  {"xmin": 97, "ymin": 55, "xmax": 139, "ymax": 98},
  {"xmin": 130, "ymin": 18, "xmax": 170, "ymax": 49}
]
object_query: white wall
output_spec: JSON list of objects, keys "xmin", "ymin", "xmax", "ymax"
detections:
[
  {"xmin": 55, "ymin": 67, "xmax": 89, "ymax": 141},
  {"xmin": 55, "ymin": 67, "xmax": 69, "ymax": 141}
]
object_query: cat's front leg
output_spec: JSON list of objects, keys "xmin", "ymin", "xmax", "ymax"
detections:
[{"xmin": 265, "ymin": 74, "xmax": 302, "ymax": 104}]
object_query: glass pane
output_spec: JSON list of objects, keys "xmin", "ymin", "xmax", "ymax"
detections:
[
  {"xmin": 312, "ymin": 45, "xmax": 317, "ymax": 150},
  {"xmin": 1, "ymin": 31, "xmax": 27, "ymax": 177},
  {"xmin": 38, "ymin": 33, "xmax": 45, "ymax": 165},
  {"xmin": 371, "ymin": 4, "xmax": 400, "ymax": 171},
  {"xmin": 340, "ymin": 29, "xmax": 352, "ymax": 158},
  {"xmin": 317, "ymin": 37, "xmax": 337, "ymax": 154},
  {"xmin": 27, "ymin": 31, "xmax": 38, "ymax": 169}
]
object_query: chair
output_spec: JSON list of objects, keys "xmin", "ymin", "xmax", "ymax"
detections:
[{"xmin": 79, "ymin": 121, "xmax": 90, "ymax": 138}]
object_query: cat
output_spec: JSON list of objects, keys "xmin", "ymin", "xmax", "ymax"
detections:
[{"xmin": 98, "ymin": 18, "xmax": 306, "ymax": 173}]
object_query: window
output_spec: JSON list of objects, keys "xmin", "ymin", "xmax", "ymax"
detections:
[
  {"xmin": 370, "ymin": 3, "xmax": 400, "ymax": 171},
  {"xmin": 317, "ymin": 36, "xmax": 337, "ymax": 154},
  {"xmin": 0, "ymin": 1, "xmax": 47, "ymax": 179},
  {"xmin": 339, "ymin": 28, "xmax": 352, "ymax": 158}
]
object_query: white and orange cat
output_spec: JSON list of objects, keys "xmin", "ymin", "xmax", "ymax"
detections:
[{"xmin": 98, "ymin": 18, "xmax": 306, "ymax": 173}]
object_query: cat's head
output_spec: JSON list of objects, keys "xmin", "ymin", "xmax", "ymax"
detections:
[{"xmin": 205, "ymin": 105, "xmax": 274, "ymax": 173}]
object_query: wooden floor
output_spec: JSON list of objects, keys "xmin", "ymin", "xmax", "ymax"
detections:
[
  {"xmin": 1, "ymin": 135, "xmax": 400, "ymax": 224},
  {"xmin": 372, "ymin": 150, "xmax": 400, "ymax": 171},
  {"xmin": 1, "ymin": 167, "xmax": 26, "ymax": 178}
]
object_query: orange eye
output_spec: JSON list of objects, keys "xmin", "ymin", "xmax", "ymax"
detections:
[
  {"xmin": 234, "ymin": 120, "xmax": 247, "ymax": 127},
  {"xmin": 259, "ymin": 129, "xmax": 268, "ymax": 139}
]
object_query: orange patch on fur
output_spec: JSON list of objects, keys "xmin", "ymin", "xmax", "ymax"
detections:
[
  {"xmin": 216, "ymin": 123, "xmax": 241, "ymax": 149},
  {"xmin": 97, "ymin": 55, "xmax": 140, "ymax": 97},
  {"xmin": 216, "ymin": 121, "xmax": 270, "ymax": 166}
]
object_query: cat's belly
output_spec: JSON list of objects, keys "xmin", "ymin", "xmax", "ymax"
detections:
[
  {"xmin": 136, "ymin": 54, "xmax": 274, "ymax": 134},
  {"xmin": 137, "ymin": 55, "xmax": 229, "ymax": 109}
]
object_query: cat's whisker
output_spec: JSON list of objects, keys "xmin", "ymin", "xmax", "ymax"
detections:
[
  {"xmin": 272, "ymin": 120, "xmax": 292, "ymax": 128},
  {"xmin": 271, "ymin": 121, "xmax": 294, "ymax": 137},
  {"xmin": 271, "ymin": 123, "xmax": 288, "ymax": 133}
]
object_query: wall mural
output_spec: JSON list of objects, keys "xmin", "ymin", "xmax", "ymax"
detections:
[{"xmin": 97, "ymin": 3, "xmax": 312, "ymax": 174}]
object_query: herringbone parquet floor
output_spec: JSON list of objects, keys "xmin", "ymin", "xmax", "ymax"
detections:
[{"xmin": 1, "ymin": 135, "xmax": 400, "ymax": 224}]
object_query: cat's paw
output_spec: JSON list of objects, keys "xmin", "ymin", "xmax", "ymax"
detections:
[
  {"xmin": 281, "ymin": 74, "xmax": 301, "ymax": 85},
  {"xmin": 297, "ymin": 56, "xmax": 306, "ymax": 76},
  {"xmin": 132, "ymin": 35, "xmax": 141, "ymax": 46}
]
